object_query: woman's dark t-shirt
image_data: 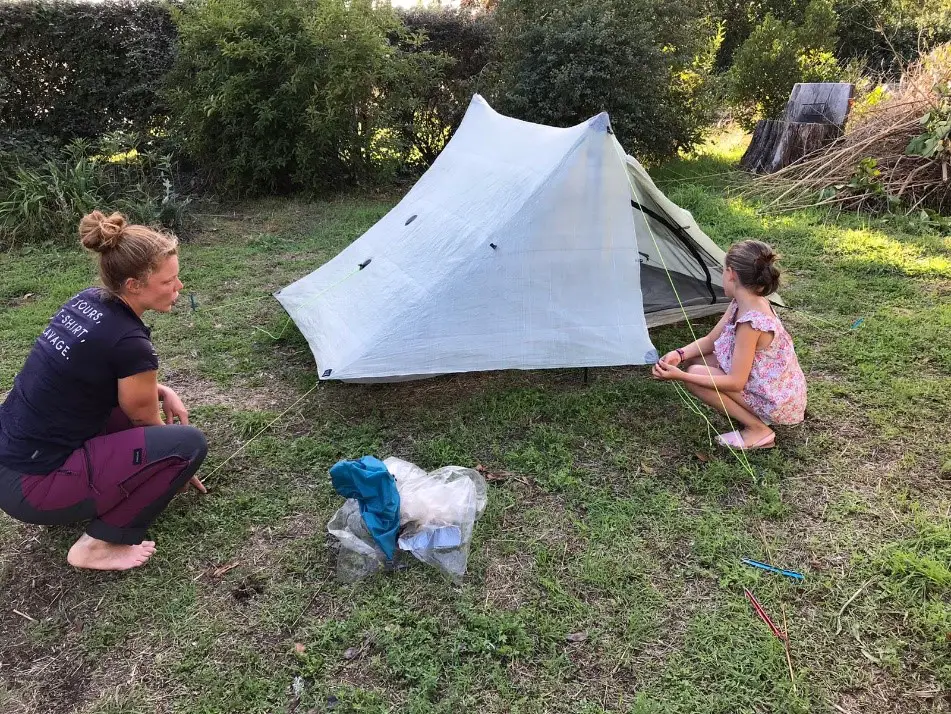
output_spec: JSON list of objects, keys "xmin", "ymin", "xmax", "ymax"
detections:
[{"xmin": 0, "ymin": 288, "xmax": 158, "ymax": 472}]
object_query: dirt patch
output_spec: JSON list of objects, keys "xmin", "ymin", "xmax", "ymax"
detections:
[
  {"xmin": 231, "ymin": 574, "xmax": 267, "ymax": 602},
  {"xmin": 0, "ymin": 527, "xmax": 99, "ymax": 714},
  {"xmin": 158, "ymin": 368, "xmax": 290, "ymax": 413},
  {"xmin": 835, "ymin": 670, "xmax": 950, "ymax": 714},
  {"xmin": 481, "ymin": 544, "xmax": 538, "ymax": 612}
]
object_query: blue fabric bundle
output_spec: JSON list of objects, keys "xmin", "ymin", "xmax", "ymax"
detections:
[{"xmin": 329, "ymin": 455, "xmax": 400, "ymax": 560}]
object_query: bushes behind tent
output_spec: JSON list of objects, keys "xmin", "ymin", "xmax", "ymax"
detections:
[
  {"xmin": 0, "ymin": 0, "xmax": 177, "ymax": 144},
  {"xmin": 3, "ymin": 0, "xmax": 948, "ymax": 211},
  {"xmin": 834, "ymin": 0, "xmax": 951, "ymax": 77},
  {"xmin": 721, "ymin": 0, "xmax": 951, "ymax": 127},
  {"xmin": 392, "ymin": 8, "xmax": 497, "ymax": 169},
  {"xmin": 726, "ymin": 0, "xmax": 842, "ymax": 128},
  {"xmin": 0, "ymin": 0, "xmax": 494, "ymax": 230},
  {"xmin": 1, "ymin": 0, "xmax": 722, "ymax": 240},
  {"xmin": 0, "ymin": 1, "xmax": 188, "ymax": 247},
  {"xmin": 490, "ymin": 0, "xmax": 722, "ymax": 165},
  {"xmin": 709, "ymin": 0, "xmax": 951, "ymax": 77},
  {"xmin": 163, "ymin": 0, "xmax": 504, "ymax": 195},
  {"xmin": 164, "ymin": 0, "xmax": 439, "ymax": 196},
  {"xmin": 3, "ymin": 0, "xmax": 950, "ymax": 149}
]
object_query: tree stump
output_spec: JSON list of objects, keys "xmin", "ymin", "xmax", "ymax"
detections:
[
  {"xmin": 740, "ymin": 82, "xmax": 854, "ymax": 174},
  {"xmin": 740, "ymin": 120, "xmax": 842, "ymax": 173}
]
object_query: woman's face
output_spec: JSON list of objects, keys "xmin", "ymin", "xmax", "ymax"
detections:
[{"xmin": 139, "ymin": 255, "xmax": 183, "ymax": 313}]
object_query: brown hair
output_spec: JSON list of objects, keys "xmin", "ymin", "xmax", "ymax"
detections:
[
  {"xmin": 79, "ymin": 211, "xmax": 178, "ymax": 296},
  {"xmin": 725, "ymin": 239, "xmax": 781, "ymax": 296}
]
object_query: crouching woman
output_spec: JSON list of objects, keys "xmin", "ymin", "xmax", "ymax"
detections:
[{"xmin": 0, "ymin": 211, "xmax": 207, "ymax": 571}]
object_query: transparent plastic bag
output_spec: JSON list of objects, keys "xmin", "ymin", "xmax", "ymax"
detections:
[
  {"xmin": 326, "ymin": 498, "xmax": 387, "ymax": 583},
  {"xmin": 327, "ymin": 459, "xmax": 488, "ymax": 583},
  {"xmin": 385, "ymin": 457, "xmax": 488, "ymax": 581}
]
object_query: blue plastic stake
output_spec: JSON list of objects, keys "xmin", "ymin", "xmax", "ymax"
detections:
[
  {"xmin": 189, "ymin": 293, "xmax": 197, "ymax": 312},
  {"xmin": 850, "ymin": 318, "xmax": 865, "ymax": 330},
  {"xmin": 741, "ymin": 558, "xmax": 804, "ymax": 581}
]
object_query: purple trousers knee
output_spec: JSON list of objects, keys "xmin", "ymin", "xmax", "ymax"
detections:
[{"xmin": 0, "ymin": 410, "xmax": 207, "ymax": 544}]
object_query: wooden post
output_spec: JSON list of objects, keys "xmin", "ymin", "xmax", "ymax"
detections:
[
  {"xmin": 740, "ymin": 83, "xmax": 854, "ymax": 174},
  {"xmin": 741, "ymin": 120, "xmax": 842, "ymax": 173}
]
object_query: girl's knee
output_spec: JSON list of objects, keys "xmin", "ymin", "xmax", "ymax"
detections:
[{"xmin": 686, "ymin": 364, "xmax": 709, "ymax": 375}]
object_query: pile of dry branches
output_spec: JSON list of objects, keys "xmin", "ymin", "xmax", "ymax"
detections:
[{"xmin": 742, "ymin": 44, "xmax": 951, "ymax": 215}]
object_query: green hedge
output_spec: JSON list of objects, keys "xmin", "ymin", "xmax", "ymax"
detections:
[
  {"xmin": 727, "ymin": 0, "xmax": 841, "ymax": 125},
  {"xmin": 492, "ymin": 0, "xmax": 721, "ymax": 164},
  {"xmin": 710, "ymin": 0, "xmax": 951, "ymax": 77},
  {"xmin": 0, "ymin": 1, "xmax": 494, "ymax": 196},
  {"xmin": 165, "ymin": 0, "xmax": 450, "ymax": 195},
  {"xmin": 394, "ymin": 8, "xmax": 496, "ymax": 167},
  {"xmin": 834, "ymin": 0, "xmax": 951, "ymax": 76},
  {"xmin": 0, "ymin": 0, "xmax": 177, "ymax": 143}
]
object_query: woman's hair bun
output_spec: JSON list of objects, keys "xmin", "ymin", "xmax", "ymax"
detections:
[{"xmin": 79, "ymin": 210, "xmax": 127, "ymax": 253}]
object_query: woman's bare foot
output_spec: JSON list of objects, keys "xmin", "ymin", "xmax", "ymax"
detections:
[{"xmin": 67, "ymin": 534, "xmax": 156, "ymax": 571}]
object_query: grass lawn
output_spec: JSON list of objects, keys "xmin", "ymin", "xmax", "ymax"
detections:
[{"xmin": 1, "ymin": 133, "xmax": 949, "ymax": 714}]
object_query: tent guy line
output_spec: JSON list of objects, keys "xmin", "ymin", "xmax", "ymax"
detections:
[{"xmin": 611, "ymin": 133, "xmax": 757, "ymax": 480}]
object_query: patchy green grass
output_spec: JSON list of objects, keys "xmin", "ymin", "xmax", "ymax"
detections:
[{"xmin": 1, "ymin": 136, "xmax": 950, "ymax": 714}]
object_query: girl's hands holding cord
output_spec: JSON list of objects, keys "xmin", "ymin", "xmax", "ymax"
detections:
[
  {"xmin": 660, "ymin": 350, "xmax": 682, "ymax": 366},
  {"xmin": 652, "ymin": 358, "xmax": 684, "ymax": 381}
]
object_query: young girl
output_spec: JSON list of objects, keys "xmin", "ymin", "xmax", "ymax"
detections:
[{"xmin": 652, "ymin": 240, "xmax": 806, "ymax": 450}]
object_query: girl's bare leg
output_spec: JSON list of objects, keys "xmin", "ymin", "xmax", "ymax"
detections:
[{"xmin": 682, "ymin": 364, "xmax": 774, "ymax": 445}]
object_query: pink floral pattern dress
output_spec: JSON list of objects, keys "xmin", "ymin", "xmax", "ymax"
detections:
[{"xmin": 712, "ymin": 300, "xmax": 807, "ymax": 425}]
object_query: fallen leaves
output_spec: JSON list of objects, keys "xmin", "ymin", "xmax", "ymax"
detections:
[
  {"xmin": 475, "ymin": 463, "xmax": 513, "ymax": 482},
  {"xmin": 212, "ymin": 562, "xmax": 241, "ymax": 578}
]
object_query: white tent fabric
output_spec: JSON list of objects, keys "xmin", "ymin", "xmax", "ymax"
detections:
[{"xmin": 276, "ymin": 95, "xmax": 734, "ymax": 382}]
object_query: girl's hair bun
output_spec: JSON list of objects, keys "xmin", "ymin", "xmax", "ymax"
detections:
[{"xmin": 726, "ymin": 240, "xmax": 781, "ymax": 296}]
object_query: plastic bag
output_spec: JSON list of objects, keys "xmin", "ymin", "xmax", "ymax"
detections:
[
  {"xmin": 385, "ymin": 457, "xmax": 488, "ymax": 581},
  {"xmin": 327, "ymin": 458, "xmax": 488, "ymax": 583},
  {"xmin": 326, "ymin": 498, "xmax": 387, "ymax": 583}
]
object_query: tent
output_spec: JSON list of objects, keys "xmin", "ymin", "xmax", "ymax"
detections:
[{"xmin": 276, "ymin": 95, "xmax": 734, "ymax": 382}]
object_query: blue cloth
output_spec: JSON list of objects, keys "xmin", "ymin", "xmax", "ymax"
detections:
[{"xmin": 330, "ymin": 456, "xmax": 400, "ymax": 560}]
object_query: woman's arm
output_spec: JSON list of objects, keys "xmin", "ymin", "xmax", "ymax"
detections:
[
  {"xmin": 118, "ymin": 371, "xmax": 163, "ymax": 427},
  {"xmin": 157, "ymin": 384, "xmax": 189, "ymax": 425}
]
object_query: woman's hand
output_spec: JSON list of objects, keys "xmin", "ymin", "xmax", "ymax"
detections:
[
  {"xmin": 651, "ymin": 358, "xmax": 684, "ymax": 381},
  {"xmin": 185, "ymin": 475, "xmax": 208, "ymax": 494},
  {"xmin": 660, "ymin": 349, "xmax": 683, "ymax": 366},
  {"xmin": 158, "ymin": 385, "xmax": 189, "ymax": 425},
  {"xmin": 157, "ymin": 385, "xmax": 207, "ymax": 494}
]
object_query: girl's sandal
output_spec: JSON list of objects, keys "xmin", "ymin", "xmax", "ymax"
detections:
[{"xmin": 716, "ymin": 430, "xmax": 776, "ymax": 451}]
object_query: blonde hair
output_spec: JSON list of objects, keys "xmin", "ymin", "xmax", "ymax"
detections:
[
  {"xmin": 725, "ymin": 239, "xmax": 781, "ymax": 297},
  {"xmin": 79, "ymin": 211, "xmax": 178, "ymax": 296}
]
